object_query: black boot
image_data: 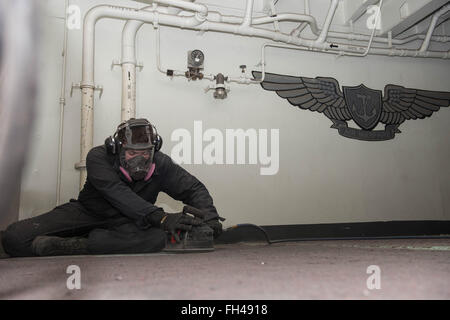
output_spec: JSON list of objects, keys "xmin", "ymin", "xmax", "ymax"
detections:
[
  {"xmin": 32, "ymin": 236, "xmax": 89, "ymax": 256},
  {"xmin": 0, "ymin": 231, "xmax": 10, "ymax": 259}
]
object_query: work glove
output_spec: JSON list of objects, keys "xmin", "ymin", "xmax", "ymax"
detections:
[
  {"xmin": 205, "ymin": 219, "xmax": 223, "ymax": 239},
  {"xmin": 183, "ymin": 205, "xmax": 225, "ymax": 239},
  {"xmin": 160, "ymin": 211, "xmax": 203, "ymax": 242},
  {"xmin": 138, "ymin": 209, "xmax": 202, "ymax": 240}
]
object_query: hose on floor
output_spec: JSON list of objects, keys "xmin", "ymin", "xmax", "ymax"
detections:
[{"xmin": 225, "ymin": 223, "xmax": 450, "ymax": 245}]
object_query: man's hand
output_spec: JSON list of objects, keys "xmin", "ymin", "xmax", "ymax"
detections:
[
  {"xmin": 183, "ymin": 205, "xmax": 225, "ymax": 238},
  {"xmin": 205, "ymin": 218, "xmax": 223, "ymax": 238},
  {"xmin": 160, "ymin": 212, "xmax": 203, "ymax": 242}
]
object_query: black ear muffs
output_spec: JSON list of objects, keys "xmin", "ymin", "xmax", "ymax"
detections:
[
  {"xmin": 154, "ymin": 134, "xmax": 163, "ymax": 152},
  {"xmin": 151, "ymin": 124, "xmax": 163, "ymax": 152},
  {"xmin": 105, "ymin": 135, "xmax": 122, "ymax": 155}
]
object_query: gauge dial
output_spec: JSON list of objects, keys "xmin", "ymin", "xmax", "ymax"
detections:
[{"xmin": 190, "ymin": 50, "xmax": 204, "ymax": 66}]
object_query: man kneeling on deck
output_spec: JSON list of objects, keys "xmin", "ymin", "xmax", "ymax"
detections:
[{"xmin": 1, "ymin": 118, "xmax": 223, "ymax": 257}]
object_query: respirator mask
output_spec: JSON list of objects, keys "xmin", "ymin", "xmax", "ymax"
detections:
[
  {"xmin": 119, "ymin": 147, "xmax": 154, "ymax": 181},
  {"xmin": 114, "ymin": 119, "xmax": 157, "ymax": 181}
]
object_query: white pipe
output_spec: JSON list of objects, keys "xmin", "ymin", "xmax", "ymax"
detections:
[
  {"xmin": 156, "ymin": 26, "xmax": 214, "ymax": 80},
  {"xmin": 209, "ymin": 10, "xmax": 450, "ymax": 46},
  {"xmin": 253, "ymin": 14, "xmax": 319, "ymax": 34},
  {"xmin": 156, "ymin": 26, "xmax": 165, "ymax": 74},
  {"xmin": 420, "ymin": 4, "xmax": 450, "ymax": 52},
  {"xmin": 83, "ymin": 5, "xmax": 450, "ymax": 88},
  {"xmin": 84, "ymin": 4, "xmax": 450, "ymax": 90},
  {"xmin": 56, "ymin": 0, "xmax": 69, "ymax": 205},
  {"xmin": 315, "ymin": 0, "xmax": 339, "ymax": 44},
  {"xmin": 206, "ymin": 6, "xmax": 450, "ymax": 47},
  {"xmin": 255, "ymin": 41, "xmax": 449, "ymax": 87},
  {"xmin": 293, "ymin": 0, "xmax": 310, "ymax": 36},
  {"xmin": 269, "ymin": 0, "xmax": 280, "ymax": 32},
  {"xmin": 83, "ymin": 6, "xmax": 205, "ymax": 87},
  {"xmin": 121, "ymin": 2, "xmax": 196, "ymax": 120},
  {"xmin": 155, "ymin": 26, "xmax": 183, "ymax": 76},
  {"xmin": 206, "ymin": 11, "xmax": 321, "ymax": 34},
  {"xmin": 154, "ymin": 0, "xmax": 207, "ymax": 18},
  {"xmin": 260, "ymin": 40, "xmax": 449, "ymax": 60},
  {"xmin": 121, "ymin": 65, "xmax": 137, "ymax": 120},
  {"xmin": 242, "ymin": 0, "xmax": 254, "ymax": 27},
  {"xmin": 342, "ymin": 0, "xmax": 383, "ymax": 58},
  {"xmin": 121, "ymin": 7, "xmax": 151, "ymax": 121},
  {"xmin": 329, "ymin": 32, "xmax": 450, "ymax": 45}
]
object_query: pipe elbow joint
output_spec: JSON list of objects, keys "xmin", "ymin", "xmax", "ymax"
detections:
[{"xmin": 195, "ymin": 10, "xmax": 207, "ymax": 23}]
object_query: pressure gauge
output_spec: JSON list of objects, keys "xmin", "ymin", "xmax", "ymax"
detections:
[{"xmin": 188, "ymin": 50, "xmax": 204, "ymax": 69}]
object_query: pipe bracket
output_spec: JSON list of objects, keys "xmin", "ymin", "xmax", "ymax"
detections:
[
  {"xmin": 95, "ymin": 85, "xmax": 103, "ymax": 99},
  {"xmin": 74, "ymin": 161, "xmax": 86, "ymax": 170},
  {"xmin": 70, "ymin": 82, "xmax": 81, "ymax": 97},
  {"xmin": 111, "ymin": 59, "xmax": 122, "ymax": 70},
  {"xmin": 153, "ymin": 11, "xmax": 159, "ymax": 29}
]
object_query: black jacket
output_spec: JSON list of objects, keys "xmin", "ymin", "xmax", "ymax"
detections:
[{"xmin": 78, "ymin": 146, "xmax": 218, "ymax": 227}]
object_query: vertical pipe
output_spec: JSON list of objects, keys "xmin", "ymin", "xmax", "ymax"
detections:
[
  {"xmin": 121, "ymin": 2, "xmax": 197, "ymax": 120},
  {"xmin": 242, "ymin": 0, "xmax": 254, "ymax": 27},
  {"xmin": 79, "ymin": 86, "xmax": 94, "ymax": 188},
  {"xmin": 121, "ymin": 19, "xmax": 142, "ymax": 121},
  {"xmin": 315, "ymin": 0, "xmax": 339, "ymax": 44},
  {"xmin": 56, "ymin": 0, "xmax": 69, "ymax": 205},
  {"xmin": 305, "ymin": 0, "xmax": 310, "ymax": 15},
  {"xmin": 269, "ymin": 1, "xmax": 280, "ymax": 32},
  {"xmin": 121, "ymin": 63, "xmax": 137, "ymax": 120},
  {"xmin": 79, "ymin": 8, "xmax": 98, "ymax": 189},
  {"xmin": 290, "ymin": 0, "xmax": 310, "ymax": 36}
]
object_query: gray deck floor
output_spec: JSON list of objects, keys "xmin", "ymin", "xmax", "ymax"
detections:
[{"xmin": 0, "ymin": 239, "xmax": 449, "ymax": 299}]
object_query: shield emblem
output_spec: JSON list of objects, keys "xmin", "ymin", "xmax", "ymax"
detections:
[{"xmin": 343, "ymin": 85, "xmax": 382, "ymax": 131}]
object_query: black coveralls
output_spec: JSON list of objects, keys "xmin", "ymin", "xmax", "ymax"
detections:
[{"xmin": 2, "ymin": 146, "xmax": 218, "ymax": 257}]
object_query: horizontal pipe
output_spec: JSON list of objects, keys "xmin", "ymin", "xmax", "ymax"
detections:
[
  {"xmin": 207, "ymin": 10, "xmax": 449, "ymax": 47},
  {"xmin": 85, "ymin": 4, "xmax": 450, "ymax": 87},
  {"xmin": 153, "ymin": 0, "xmax": 207, "ymax": 17},
  {"xmin": 208, "ymin": 12, "xmax": 320, "ymax": 34},
  {"xmin": 254, "ymin": 14, "xmax": 319, "ymax": 34},
  {"xmin": 83, "ymin": 5, "xmax": 206, "ymax": 86},
  {"xmin": 329, "ymin": 32, "xmax": 450, "ymax": 45}
]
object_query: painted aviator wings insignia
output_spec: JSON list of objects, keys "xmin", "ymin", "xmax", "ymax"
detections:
[{"xmin": 252, "ymin": 71, "xmax": 450, "ymax": 141}]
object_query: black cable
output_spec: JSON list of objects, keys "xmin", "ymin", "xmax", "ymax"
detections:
[{"xmin": 226, "ymin": 223, "xmax": 450, "ymax": 245}]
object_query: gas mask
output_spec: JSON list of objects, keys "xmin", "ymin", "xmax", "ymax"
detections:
[
  {"xmin": 119, "ymin": 147, "xmax": 154, "ymax": 181},
  {"xmin": 114, "ymin": 119, "xmax": 157, "ymax": 181}
]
